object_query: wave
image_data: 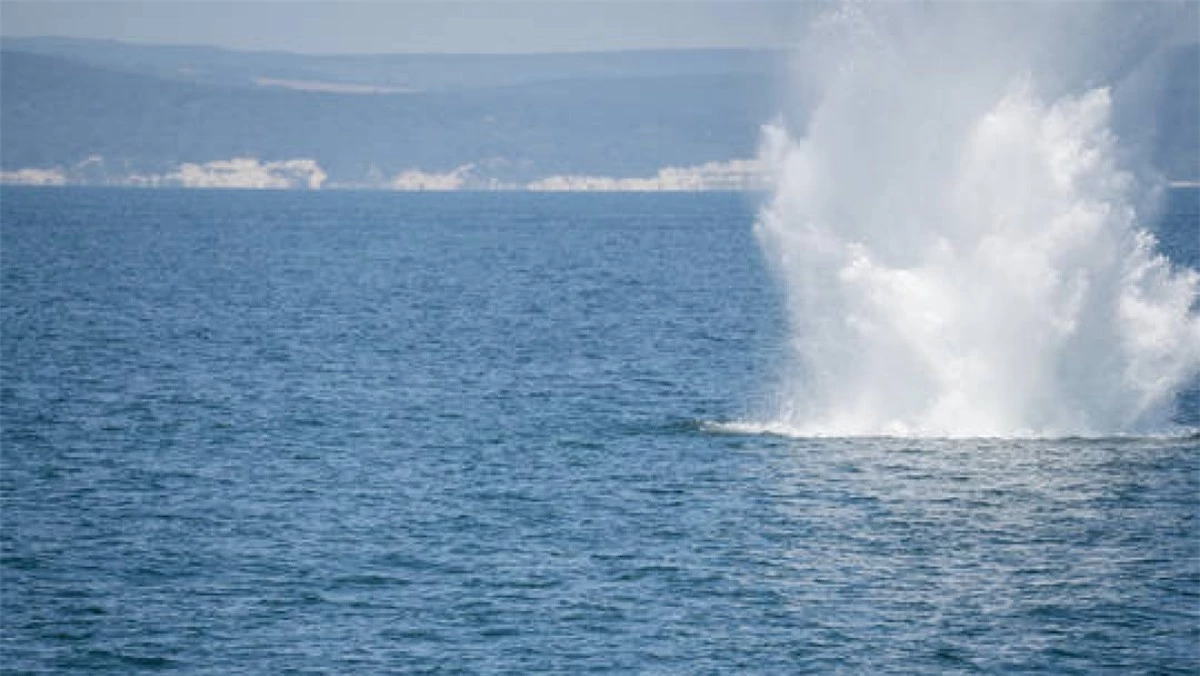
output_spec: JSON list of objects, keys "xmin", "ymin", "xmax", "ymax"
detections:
[{"xmin": 700, "ymin": 419, "xmax": 1200, "ymax": 443}]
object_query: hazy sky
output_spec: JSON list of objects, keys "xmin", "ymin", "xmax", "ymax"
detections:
[{"xmin": 0, "ymin": 1, "xmax": 822, "ymax": 54}]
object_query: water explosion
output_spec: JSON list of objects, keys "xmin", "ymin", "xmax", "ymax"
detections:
[{"xmin": 755, "ymin": 3, "xmax": 1200, "ymax": 437}]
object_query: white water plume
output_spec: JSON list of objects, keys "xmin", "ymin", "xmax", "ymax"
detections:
[{"xmin": 755, "ymin": 3, "xmax": 1200, "ymax": 438}]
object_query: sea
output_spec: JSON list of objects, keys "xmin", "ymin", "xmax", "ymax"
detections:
[{"xmin": 2, "ymin": 186, "xmax": 1197, "ymax": 673}]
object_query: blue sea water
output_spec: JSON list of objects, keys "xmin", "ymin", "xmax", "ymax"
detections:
[{"xmin": 2, "ymin": 187, "xmax": 1197, "ymax": 674}]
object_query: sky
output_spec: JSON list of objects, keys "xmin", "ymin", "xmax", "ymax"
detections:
[{"xmin": 0, "ymin": 1, "xmax": 823, "ymax": 54}]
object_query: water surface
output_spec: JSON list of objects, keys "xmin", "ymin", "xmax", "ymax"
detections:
[{"xmin": 3, "ymin": 188, "xmax": 1197, "ymax": 673}]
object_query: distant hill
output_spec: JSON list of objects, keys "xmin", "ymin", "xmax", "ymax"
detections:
[
  {"xmin": 1, "ymin": 37, "xmax": 782, "ymax": 92},
  {"xmin": 0, "ymin": 45, "xmax": 778, "ymax": 185},
  {"xmin": 0, "ymin": 38, "xmax": 1195, "ymax": 188},
  {"xmin": 1154, "ymin": 43, "xmax": 1199, "ymax": 182}
]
